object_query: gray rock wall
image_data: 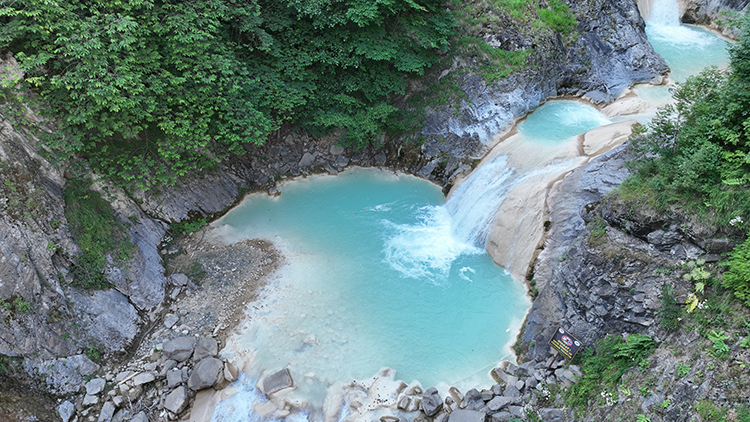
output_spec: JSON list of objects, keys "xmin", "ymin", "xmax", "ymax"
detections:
[{"xmin": 679, "ymin": 0, "xmax": 750, "ymax": 37}]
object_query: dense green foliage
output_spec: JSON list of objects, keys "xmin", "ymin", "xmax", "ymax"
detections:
[
  {"xmin": 564, "ymin": 334, "xmax": 656, "ymax": 412},
  {"xmin": 723, "ymin": 237, "xmax": 750, "ymax": 306},
  {"xmin": 623, "ymin": 17, "xmax": 750, "ymax": 305},
  {"xmin": 0, "ymin": 0, "xmax": 454, "ymax": 187},
  {"xmin": 625, "ymin": 18, "xmax": 750, "ymax": 228},
  {"xmin": 657, "ymin": 282, "xmax": 681, "ymax": 330},
  {"xmin": 63, "ymin": 179, "xmax": 134, "ymax": 288}
]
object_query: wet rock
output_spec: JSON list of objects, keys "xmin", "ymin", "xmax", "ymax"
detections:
[
  {"xmin": 422, "ymin": 387, "xmax": 443, "ymax": 417},
  {"xmin": 162, "ymin": 337, "xmax": 197, "ymax": 362},
  {"xmin": 188, "ymin": 357, "xmax": 224, "ymax": 391},
  {"xmin": 262, "ymin": 368, "xmax": 294, "ymax": 395},
  {"xmin": 85, "ymin": 378, "xmax": 106, "ymax": 396},
  {"xmin": 223, "ymin": 361, "xmax": 239, "ymax": 383},
  {"xmin": 57, "ymin": 401, "xmax": 75, "ymax": 422},
  {"xmin": 164, "ymin": 386, "xmax": 189, "ymax": 414},
  {"xmin": 193, "ymin": 337, "xmax": 218, "ymax": 361}
]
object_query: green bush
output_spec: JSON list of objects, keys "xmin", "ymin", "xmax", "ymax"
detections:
[
  {"xmin": 564, "ymin": 334, "xmax": 656, "ymax": 412},
  {"xmin": 64, "ymin": 178, "xmax": 135, "ymax": 289},
  {"xmin": 538, "ymin": 0, "xmax": 577, "ymax": 33},
  {"xmin": 658, "ymin": 282, "xmax": 682, "ymax": 330},
  {"xmin": 695, "ymin": 399, "xmax": 727, "ymax": 421},
  {"xmin": 723, "ymin": 236, "xmax": 750, "ymax": 306}
]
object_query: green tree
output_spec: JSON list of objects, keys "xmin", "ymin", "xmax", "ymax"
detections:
[{"xmin": 0, "ymin": 0, "xmax": 454, "ymax": 187}]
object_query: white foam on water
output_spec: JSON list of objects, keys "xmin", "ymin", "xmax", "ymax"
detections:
[{"xmin": 382, "ymin": 205, "xmax": 482, "ymax": 282}]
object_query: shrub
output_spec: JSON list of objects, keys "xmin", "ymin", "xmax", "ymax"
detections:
[
  {"xmin": 64, "ymin": 178, "xmax": 135, "ymax": 289},
  {"xmin": 658, "ymin": 282, "xmax": 681, "ymax": 330},
  {"xmin": 723, "ymin": 236, "xmax": 750, "ymax": 306},
  {"xmin": 564, "ymin": 334, "xmax": 656, "ymax": 412}
]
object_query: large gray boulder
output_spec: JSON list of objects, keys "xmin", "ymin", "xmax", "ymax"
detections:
[
  {"xmin": 163, "ymin": 337, "xmax": 197, "ymax": 362},
  {"xmin": 57, "ymin": 401, "xmax": 75, "ymax": 422},
  {"xmin": 449, "ymin": 409, "xmax": 487, "ymax": 422},
  {"xmin": 164, "ymin": 386, "xmax": 189, "ymax": 414},
  {"xmin": 192, "ymin": 337, "xmax": 218, "ymax": 361},
  {"xmin": 422, "ymin": 387, "xmax": 443, "ymax": 417},
  {"xmin": 188, "ymin": 357, "xmax": 223, "ymax": 391},
  {"xmin": 85, "ymin": 377, "xmax": 106, "ymax": 396}
]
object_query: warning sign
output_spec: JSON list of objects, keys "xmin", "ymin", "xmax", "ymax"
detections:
[{"xmin": 548, "ymin": 327, "xmax": 582, "ymax": 360}]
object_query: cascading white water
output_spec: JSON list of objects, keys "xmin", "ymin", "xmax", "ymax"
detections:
[
  {"xmin": 446, "ymin": 101, "xmax": 611, "ymax": 248},
  {"xmin": 644, "ymin": 0, "xmax": 729, "ymax": 82}
]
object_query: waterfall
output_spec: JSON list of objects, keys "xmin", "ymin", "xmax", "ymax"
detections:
[
  {"xmin": 648, "ymin": 0, "xmax": 681, "ymax": 26},
  {"xmin": 445, "ymin": 154, "xmax": 515, "ymax": 246}
]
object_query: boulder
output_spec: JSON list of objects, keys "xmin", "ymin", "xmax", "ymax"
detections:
[
  {"xmin": 131, "ymin": 412, "xmax": 149, "ymax": 422},
  {"xmin": 97, "ymin": 401, "xmax": 116, "ymax": 422},
  {"xmin": 487, "ymin": 396, "xmax": 521, "ymax": 411},
  {"xmin": 57, "ymin": 401, "xmax": 75, "ymax": 422},
  {"xmin": 164, "ymin": 386, "xmax": 189, "ymax": 414},
  {"xmin": 188, "ymin": 357, "xmax": 224, "ymax": 391},
  {"xmin": 163, "ymin": 337, "xmax": 197, "ymax": 362},
  {"xmin": 132, "ymin": 371, "xmax": 157, "ymax": 386},
  {"xmin": 538, "ymin": 408, "xmax": 570, "ymax": 422},
  {"xmin": 85, "ymin": 378, "xmax": 106, "ymax": 396},
  {"xmin": 448, "ymin": 409, "xmax": 486, "ymax": 422},
  {"xmin": 299, "ymin": 152, "xmax": 316, "ymax": 167},
  {"xmin": 262, "ymin": 368, "xmax": 294, "ymax": 395},
  {"xmin": 422, "ymin": 387, "xmax": 443, "ymax": 417},
  {"xmin": 167, "ymin": 368, "xmax": 187, "ymax": 388},
  {"xmin": 462, "ymin": 388, "xmax": 484, "ymax": 411},
  {"xmin": 193, "ymin": 337, "xmax": 218, "ymax": 361}
]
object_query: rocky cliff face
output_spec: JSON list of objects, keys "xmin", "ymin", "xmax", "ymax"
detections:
[
  {"xmin": 0, "ymin": 54, "xmax": 169, "ymax": 395},
  {"xmin": 420, "ymin": 0, "xmax": 667, "ymax": 155},
  {"xmin": 679, "ymin": 0, "xmax": 750, "ymax": 37}
]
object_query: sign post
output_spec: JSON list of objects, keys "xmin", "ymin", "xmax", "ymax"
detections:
[{"xmin": 547, "ymin": 327, "xmax": 582, "ymax": 371}]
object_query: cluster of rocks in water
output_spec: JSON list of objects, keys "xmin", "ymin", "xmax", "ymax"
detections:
[
  {"xmin": 52, "ymin": 336, "xmax": 237, "ymax": 422},
  {"xmin": 381, "ymin": 359, "xmax": 578, "ymax": 422}
]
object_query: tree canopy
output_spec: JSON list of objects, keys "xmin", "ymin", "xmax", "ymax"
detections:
[{"xmin": 0, "ymin": 0, "xmax": 454, "ymax": 187}]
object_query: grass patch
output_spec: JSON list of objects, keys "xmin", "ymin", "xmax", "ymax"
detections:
[{"xmin": 64, "ymin": 178, "xmax": 135, "ymax": 289}]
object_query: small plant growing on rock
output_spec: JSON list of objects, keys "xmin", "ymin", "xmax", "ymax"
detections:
[
  {"xmin": 636, "ymin": 414, "xmax": 651, "ymax": 422},
  {"xmin": 707, "ymin": 330, "xmax": 731, "ymax": 359},
  {"xmin": 676, "ymin": 363, "xmax": 690, "ymax": 378}
]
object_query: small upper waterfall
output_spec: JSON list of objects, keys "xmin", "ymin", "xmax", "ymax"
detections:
[
  {"xmin": 445, "ymin": 154, "xmax": 515, "ymax": 246},
  {"xmin": 649, "ymin": 0, "xmax": 681, "ymax": 25},
  {"xmin": 445, "ymin": 101, "xmax": 611, "ymax": 249}
]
